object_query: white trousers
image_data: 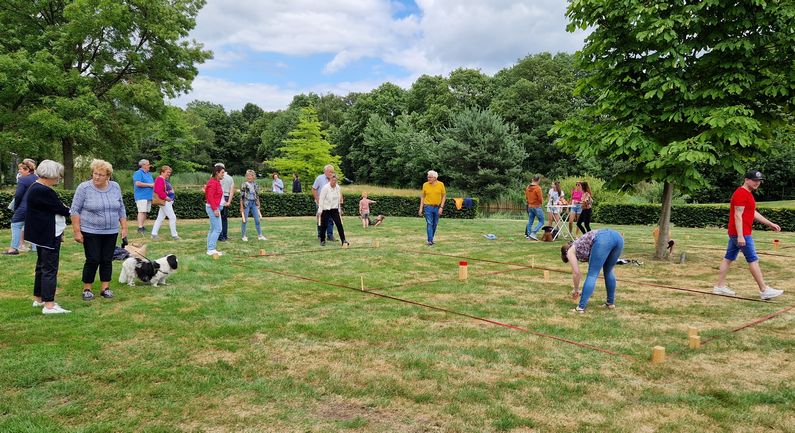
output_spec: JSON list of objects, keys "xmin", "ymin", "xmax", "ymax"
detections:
[{"xmin": 152, "ymin": 201, "xmax": 178, "ymax": 237}]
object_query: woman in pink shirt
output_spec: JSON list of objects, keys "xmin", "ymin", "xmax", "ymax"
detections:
[
  {"xmin": 568, "ymin": 182, "xmax": 583, "ymax": 238},
  {"xmin": 205, "ymin": 165, "xmax": 225, "ymax": 256}
]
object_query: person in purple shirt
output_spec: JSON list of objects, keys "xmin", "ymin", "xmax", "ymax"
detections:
[{"xmin": 71, "ymin": 159, "xmax": 128, "ymax": 301}]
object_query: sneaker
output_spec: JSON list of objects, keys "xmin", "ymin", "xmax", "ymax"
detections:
[
  {"xmin": 2, "ymin": 249, "xmax": 19, "ymax": 255},
  {"xmin": 137, "ymin": 227, "xmax": 145, "ymax": 234},
  {"xmin": 32, "ymin": 300, "xmax": 45, "ymax": 307},
  {"xmin": 713, "ymin": 286, "xmax": 736, "ymax": 296},
  {"xmin": 760, "ymin": 287, "xmax": 784, "ymax": 300},
  {"xmin": 206, "ymin": 250, "xmax": 223, "ymax": 256},
  {"xmin": 242, "ymin": 236, "xmax": 248, "ymax": 242},
  {"xmin": 43, "ymin": 304, "xmax": 71, "ymax": 314},
  {"xmin": 342, "ymin": 241, "xmax": 350, "ymax": 247},
  {"xmin": 320, "ymin": 241, "xmax": 326, "ymax": 246},
  {"xmin": 171, "ymin": 235, "xmax": 181, "ymax": 241},
  {"xmin": 17, "ymin": 244, "xmax": 29, "ymax": 252},
  {"xmin": 328, "ymin": 236, "xmax": 335, "ymax": 242},
  {"xmin": 82, "ymin": 290, "xmax": 94, "ymax": 301},
  {"xmin": 601, "ymin": 303, "xmax": 616, "ymax": 309},
  {"xmin": 151, "ymin": 234, "xmax": 160, "ymax": 240},
  {"xmin": 100, "ymin": 289, "xmax": 114, "ymax": 299},
  {"xmin": 258, "ymin": 235, "xmax": 267, "ymax": 241},
  {"xmin": 571, "ymin": 307, "xmax": 585, "ymax": 314}
]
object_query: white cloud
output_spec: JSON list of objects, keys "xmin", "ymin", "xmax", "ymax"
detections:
[
  {"xmin": 182, "ymin": 0, "xmax": 588, "ymax": 110},
  {"xmin": 171, "ymin": 76, "xmax": 297, "ymax": 111}
]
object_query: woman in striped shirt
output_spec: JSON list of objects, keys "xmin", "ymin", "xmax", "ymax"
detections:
[{"xmin": 70, "ymin": 159, "xmax": 128, "ymax": 301}]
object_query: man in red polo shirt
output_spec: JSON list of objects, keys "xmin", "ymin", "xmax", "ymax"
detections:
[{"xmin": 714, "ymin": 170, "xmax": 783, "ymax": 300}]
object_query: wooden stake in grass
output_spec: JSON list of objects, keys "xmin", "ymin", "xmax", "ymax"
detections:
[
  {"xmin": 374, "ymin": 240, "xmax": 380, "ymax": 248},
  {"xmin": 543, "ymin": 270, "xmax": 550, "ymax": 281},
  {"xmin": 689, "ymin": 335, "xmax": 701, "ymax": 349},
  {"xmin": 459, "ymin": 261, "xmax": 468, "ymax": 281},
  {"xmin": 530, "ymin": 257, "xmax": 535, "ymax": 269},
  {"xmin": 687, "ymin": 326, "xmax": 699, "ymax": 338},
  {"xmin": 259, "ymin": 249, "xmax": 266, "ymax": 256},
  {"xmin": 773, "ymin": 239, "xmax": 779, "ymax": 251},
  {"xmin": 651, "ymin": 346, "xmax": 666, "ymax": 364},
  {"xmin": 360, "ymin": 275, "xmax": 364, "ymax": 291}
]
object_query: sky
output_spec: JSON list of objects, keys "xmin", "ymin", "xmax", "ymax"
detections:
[{"xmin": 172, "ymin": 0, "xmax": 588, "ymax": 112}]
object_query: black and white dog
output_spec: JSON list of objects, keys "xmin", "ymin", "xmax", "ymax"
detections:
[{"xmin": 118, "ymin": 255, "xmax": 178, "ymax": 287}]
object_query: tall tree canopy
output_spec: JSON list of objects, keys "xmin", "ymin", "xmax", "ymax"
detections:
[
  {"xmin": 270, "ymin": 107, "xmax": 342, "ymax": 185},
  {"xmin": 0, "ymin": 0, "xmax": 211, "ymax": 188},
  {"xmin": 552, "ymin": 0, "xmax": 795, "ymax": 258}
]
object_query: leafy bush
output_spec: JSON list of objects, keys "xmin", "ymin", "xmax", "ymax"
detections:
[
  {"xmin": 0, "ymin": 191, "xmax": 477, "ymax": 228},
  {"xmin": 594, "ymin": 203, "xmax": 795, "ymax": 231}
]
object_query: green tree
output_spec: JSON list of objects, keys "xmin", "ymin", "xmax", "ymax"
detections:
[
  {"xmin": 143, "ymin": 106, "xmax": 202, "ymax": 173},
  {"xmin": 552, "ymin": 0, "xmax": 795, "ymax": 258},
  {"xmin": 438, "ymin": 108, "xmax": 526, "ymax": 200},
  {"xmin": 491, "ymin": 53, "xmax": 582, "ymax": 178},
  {"xmin": 270, "ymin": 107, "xmax": 342, "ymax": 185},
  {"xmin": 0, "ymin": 0, "xmax": 211, "ymax": 188}
]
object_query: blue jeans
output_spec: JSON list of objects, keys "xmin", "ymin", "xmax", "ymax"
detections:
[
  {"xmin": 724, "ymin": 236, "xmax": 758, "ymax": 263},
  {"xmin": 206, "ymin": 204, "xmax": 222, "ymax": 252},
  {"xmin": 316, "ymin": 205, "xmax": 334, "ymax": 239},
  {"xmin": 526, "ymin": 207, "xmax": 544, "ymax": 236},
  {"xmin": 10, "ymin": 221, "xmax": 24, "ymax": 250},
  {"xmin": 579, "ymin": 229, "xmax": 624, "ymax": 310},
  {"xmin": 241, "ymin": 200, "xmax": 262, "ymax": 237},
  {"xmin": 424, "ymin": 205, "xmax": 440, "ymax": 243}
]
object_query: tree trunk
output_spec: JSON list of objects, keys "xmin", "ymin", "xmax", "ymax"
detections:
[
  {"xmin": 62, "ymin": 137, "xmax": 75, "ymax": 190},
  {"xmin": 655, "ymin": 181, "xmax": 674, "ymax": 259}
]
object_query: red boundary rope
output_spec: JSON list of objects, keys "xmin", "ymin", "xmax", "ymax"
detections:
[
  {"xmin": 408, "ymin": 250, "xmax": 771, "ymax": 303},
  {"xmin": 255, "ymin": 267, "xmax": 631, "ymax": 359}
]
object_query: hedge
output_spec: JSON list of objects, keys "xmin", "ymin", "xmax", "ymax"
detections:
[
  {"xmin": 594, "ymin": 203, "xmax": 795, "ymax": 232},
  {"xmin": 0, "ymin": 191, "xmax": 477, "ymax": 229}
]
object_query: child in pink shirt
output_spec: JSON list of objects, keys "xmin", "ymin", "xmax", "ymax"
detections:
[{"xmin": 359, "ymin": 193, "xmax": 377, "ymax": 228}]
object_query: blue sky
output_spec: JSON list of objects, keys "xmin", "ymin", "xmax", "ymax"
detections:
[{"xmin": 173, "ymin": 0, "xmax": 587, "ymax": 111}]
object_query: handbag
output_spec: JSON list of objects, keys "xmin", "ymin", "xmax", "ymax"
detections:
[{"xmin": 152, "ymin": 194, "xmax": 165, "ymax": 206}]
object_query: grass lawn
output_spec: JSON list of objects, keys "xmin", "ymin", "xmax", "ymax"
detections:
[{"xmin": 1, "ymin": 216, "xmax": 793, "ymax": 433}]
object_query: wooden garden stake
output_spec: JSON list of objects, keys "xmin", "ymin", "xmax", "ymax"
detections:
[
  {"xmin": 687, "ymin": 326, "xmax": 699, "ymax": 338},
  {"xmin": 651, "ymin": 346, "xmax": 666, "ymax": 364},
  {"xmin": 689, "ymin": 335, "xmax": 701, "ymax": 349},
  {"xmin": 543, "ymin": 270, "xmax": 550, "ymax": 281},
  {"xmin": 459, "ymin": 261, "xmax": 468, "ymax": 281}
]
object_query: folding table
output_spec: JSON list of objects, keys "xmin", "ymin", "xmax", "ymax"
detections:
[{"xmin": 551, "ymin": 204, "xmax": 574, "ymax": 241}]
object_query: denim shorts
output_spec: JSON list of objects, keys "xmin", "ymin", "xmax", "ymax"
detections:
[
  {"xmin": 570, "ymin": 204, "xmax": 582, "ymax": 215},
  {"xmin": 724, "ymin": 236, "xmax": 759, "ymax": 263}
]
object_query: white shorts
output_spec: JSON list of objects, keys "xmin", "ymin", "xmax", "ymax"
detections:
[{"xmin": 136, "ymin": 199, "xmax": 151, "ymax": 213}]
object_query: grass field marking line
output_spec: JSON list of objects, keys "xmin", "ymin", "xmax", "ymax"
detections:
[
  {"xmin": 410, "ymin": 250, "xmax": 771, "ymax": 303},
  {"xmin": 700, "ymin": 302, "xmax": 795, "ymax": 346},
  {"xmin": 669, "ymin": 302, "xmax": 795, "ymax": 358},
  {"xmin": 614, "ymin": 278, "xmax": 770, "ymax": 303},
  {"xmin": 256, "ymin": 267, "xmax": 634, "ymax": 359}
]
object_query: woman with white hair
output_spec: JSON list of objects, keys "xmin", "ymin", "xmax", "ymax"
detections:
[
  {"xmin": 418, "ymin": 170, "xmax": 446, "ymax": 246},
  {"xmin": 25, "ymin": 160, "xmax": 72, "ymax": 314},
  {"xmin": 71, "ymin": 159, "xmax": 128, "ymax": 301}
]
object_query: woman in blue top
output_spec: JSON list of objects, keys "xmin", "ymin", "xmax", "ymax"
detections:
[
  {"xmin": 70, "ymin": 159, "xmax": 128, "ymax": 301},
  {"xmin": 4, "ymin": 159, "xmax": 38, "ymax": 255}
]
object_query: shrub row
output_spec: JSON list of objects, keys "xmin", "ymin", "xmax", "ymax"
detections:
[
  {"xmin": 0, "ymin": 191, "xmax": 477, "ymax": 228},
  {"xmin": 594, "ymin": 203, "xmax": 795, "ymax": 232}
]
